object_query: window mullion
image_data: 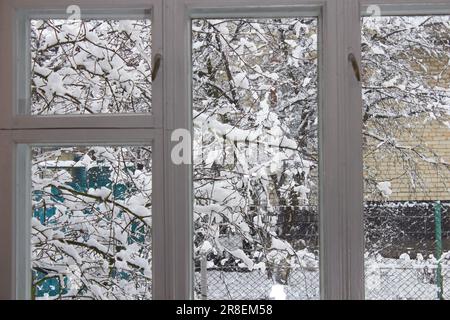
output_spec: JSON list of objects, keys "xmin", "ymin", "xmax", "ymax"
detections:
[
  {"xmin": 319, "ymin": 0, "xmax": 346, "ymax": 300},
  {"xmin": 163, "ymin": 0, "xmax": 193, "ymax": 299},
  {"xmin": 342, "ymin": 0, "xmax": 364, "ymax": 299},
  {"xmin": 319, "ymin": 0, "xmax": 364, "ymax": 300}
]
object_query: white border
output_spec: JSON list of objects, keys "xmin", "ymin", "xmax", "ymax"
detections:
[
  {"xmin": 0, "ymin": 0, "xmax": 166, "ymax": 300},
  {"xmin": 168, "ymin": 0, "xmax": 350, "ymax": 300},
  {"xmin": 2, "ymin": 0, "xmax": 447, "ymax": 301},
  {"xmin": 11, "ymin": 128, "xmax": 165, "ymax": 300}
]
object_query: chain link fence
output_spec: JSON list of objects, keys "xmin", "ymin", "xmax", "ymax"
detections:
[
  {"xmin": 194, "ymin": 267, "xmax": 320, "ymax": 300},
  {"xmin": 194, "ymin": 202, "xmax": 449, "ymax": 300},
  {"xmin": 364, "ymin": 201, "xmax": 450, "ymax": 258},
  {"xmin": 194, "ymin": 262, "xmax": 450, "ymax": 300},
  {"xmin": 365, "ymin": 262, "xmax": 450, "ymax": 300}
]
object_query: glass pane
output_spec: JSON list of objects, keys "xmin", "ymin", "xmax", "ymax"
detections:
[
  {"xmin": 192, "ymin": 17, "xmax": 319, "ymax": 300},
  {"xmin": 31, "ymin": 146, "xmax": 152, "ymax": 299},
  {"xmin": 30, "ymin": 16, "xmax": 151, "ymax": 115},
  {"xmin": 362, "ymin": 14, "xmax": 450, "ymax": 300}
]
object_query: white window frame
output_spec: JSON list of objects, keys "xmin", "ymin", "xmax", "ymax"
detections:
[
  {"xmin": 166, "ymin": 0, "xmax": 365, "ymax": 300},
  {"xmin": 0, "ymin": 0, "xmax": 167, "ymax": 299},
  {"xmin": 12, "ymin": 129, "xmax": 165, "ymax": 300},
  {"xmin": 356, "ymin": 0, "xmax": 450, "ymax": 300},
  {"xmin": 1, "ymin": 0, "xmax": 448, "ymax": 300}
]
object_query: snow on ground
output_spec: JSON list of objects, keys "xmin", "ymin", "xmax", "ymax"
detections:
[{"xmin": 195, "ymin": 259, "xmax": 450, "ymax": 300}]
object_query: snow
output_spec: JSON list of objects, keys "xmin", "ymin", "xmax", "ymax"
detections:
[
  {"xmin": 266, "ymin": 73, "xmax": 279, "ymax": 81},
  {"xmin": 126, "ymin": 196, "xmax": 151, "ymax": 218},
  {"xmin": 46, "ymin": 72, "xmax": 68, "ymax": 98},
  {"xmin": 195, "ymin": 257, "xmax": 450, "ymax": 300},
  {"xmin": 118, "ymin": 20, "xmax": 134, "ymax": 36},
  {"xmin": 59, "ymin": 243, "xmax": 82, "ymax": 265},
  {"xmin": 270, "ymin": 238, "xmax": 295, "ymax": 254},
  {"xmin": 43, "ymin": 32, "xmax": 58, "ymax": 48},
  {"xmin": 234, "ymin": 73, "xmax": 249, "ymax": 89},
  {"xmin": 87, "ymin": 187, "xmax": 112, "ymax": 200},
  {"xmin": 377, "ymin": 181, "xmax": 392, "ymax": 198},
  {"xmin": 229, "ymin": 249, "xmax": 254, "ymax": 270},
  {"xmin": 292, "ymin": 46, "xmax": 303, "ymax": 60},
  {"xmin": 195, "ymin": 268, "xmax": 319, "ymax": 300},
  {"xmin": 86, "ymin": 238, "xmax": 108, "ymax": 253},
  {"xmin": 294, "ymin": 185, "xmax": 311, "ymax": 200},
  {"xmin": 37, "ymin": 160, "xmax": 76, "ymax": 168},
  {"xmin": 253, "ymin": 262, "xmax": 266, "ymax": 272},
  {"xmin": 192, "ymin": 41, "xmax": 204, "ymax": 50},
  {"xmin": 269, "ymin": 284, "xmax": 287, "ymax": 300},
  {"xmin": 371, "ymin": 45, "xmax": 385, "ymax": 55},
  {"xmin": 199, "ymin": 241, "xmax": 213, "ymax": 255},
  {"xmin": 268, "ymin": 152, "xmax": 287, "ymax": 175},
  {"xmin": 85, "ymin": 29, "xmax": 100, "ymax": 43},
  {"xmin": 302, "ymin": 77, "xmax": 312, "ymax": 87},
  {"xmin": 75, "ymin": 155, "xmax": 93, "ymax": 169},
  {"xmin": 400, "ymin": 253, "xmax": 411, "ymax": 261},
  {"xmin": 34, "ymin": 65, "xmax": 52, "ymax": 77}
]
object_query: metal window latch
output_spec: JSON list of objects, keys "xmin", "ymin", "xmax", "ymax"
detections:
[
  {"xmin": 152, "ymin": 53, "xmax": 162, "ymax": 81},
  {"xmin": 348, "ymin": 53, "xmax": 361, "ymax": 82}
]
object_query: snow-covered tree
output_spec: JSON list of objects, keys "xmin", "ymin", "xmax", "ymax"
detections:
[
  {"xmin": 362, "ymin": 16, "xmax": 450, "ymax": 256},
  {"xmin": 32, "ymin": 146, "xmax": 152, "ymax": 299},
  {"xmin": 192, "ymin": 18, "xmax": 319, "ymax": 290},
  {"xmin": 31, "ymin": 19, "xmax": 151, "ymax": 114},
  {"xmin": 29, "ymin": 15, "xmax": 449, "ymax": 300}
]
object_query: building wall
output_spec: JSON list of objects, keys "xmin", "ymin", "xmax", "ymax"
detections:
[{"xmin": 364, "ymin": 117, "xmax": 449, "ymax": 201}]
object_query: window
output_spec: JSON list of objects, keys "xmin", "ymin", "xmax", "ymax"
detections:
[
  {"xmin": 31, "ymin": 145, "xmax": 152, "ymax": 299},
  {"xmin": 192, "ymin": 17, "xmax": 320, "ymax": 300},
  {"xmin": 0, "ymin": 0, "xmax": 165, "ymax": 300},
  {"xmin": 0, "ymin": 0, "xmax": 448, "ymax": 300},
  {"xmin": 362, "ymin": 12, "xmax": 450, "ymax": 300},
  {"xmin": 29, "ymin": 16, "xmax": 152, "ymax": 115}
]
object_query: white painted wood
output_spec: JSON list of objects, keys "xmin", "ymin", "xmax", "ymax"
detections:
[
  {"xmin": 171, "ymin": 0, "xmax": 342, "ymax": 300},
  {"xmin": 0, "ymin": 132, "xmax": 14, "ymax": 299},
  {"xmin": 2, "ymin": 0, "xmax": 446, "ymax": 301},
  {"xmin": 0, "ymin": 1, "xmax": 15, "ymax": 129},
  {"xmin": 12, "ymin": 115, "xmax": 159, "ymax": 130},
  {"xmin": 1, "ymin": 0, "xmax": 163, "ymax": 130},
  {"xmin": 342, "ymin": 0, "xmax": 364, "ymax": 300},
  {"xmin": 8, "ymin": 129, "xmax": 166, "ymax": 300},
  {"xmin": 9, "ymin": 129, "xmax": 159, "ymax": 147},
  {"xmin": 0, "ymin": 0, "xmax": 165, "ymax": 300},
  {"xmin": 14, "ymin": 144, "xmax": 32, "ymax": 300},
  {"xmin": 6, "ymin": 0, "xmax": 155, "ymax": 11},
  {"xmin": 362, "ymin": 5, "xmax": 450, "ymax": 16},
  {"xmin": 150, "ymin": 131, "xmax": 166, "ymax": 300},
  {"xmin": 355, "ymin": 0, "xmax": 450, "ymax": 300},
  {"xmin": 360, "ymin": 0, "xmax": 450, "ymax": 6},
  {"xmin": 318, "ymin": 0, "xmax": 345, "ymax": 300},
  {"xmin": 164, "ymin": 0, "xmax": 193, "ymax": 299}
]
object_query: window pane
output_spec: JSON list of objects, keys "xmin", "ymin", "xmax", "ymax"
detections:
[
  {"xmin": 30, "ymin": 17, "xmax": 151, "ymax": 115},
  {"xmin": 362, "ymin": 15, "xmax": 450, "ymax": 300},
  {"xmin": 192, "ymin": 18, "xmax": 319, "ymax": 300},
  {"xmin": 31, "ymin": 146, "xmax": 152, "ymax": 299}
]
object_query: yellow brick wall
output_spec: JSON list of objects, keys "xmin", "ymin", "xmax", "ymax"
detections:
[{"xmin": 364, "ymin": 116, "xmax": 450, "ymax": 201}]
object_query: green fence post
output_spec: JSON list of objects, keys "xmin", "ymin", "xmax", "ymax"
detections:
[{"xmin": 434, "ymin": 201, "xmax": 443, "ymax": 300}]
